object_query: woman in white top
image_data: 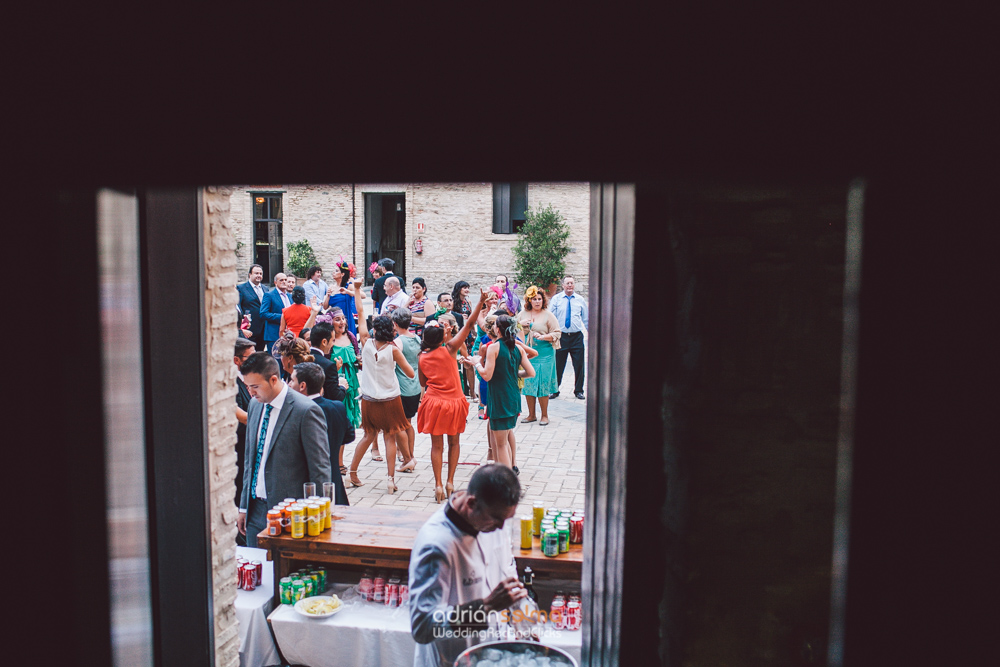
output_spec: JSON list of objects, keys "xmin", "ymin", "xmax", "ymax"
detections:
[{"xmin": 347, "ymin": 279, "xmax": 415, "ymax": 493}]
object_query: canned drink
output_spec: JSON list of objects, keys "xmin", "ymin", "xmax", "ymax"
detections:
[
  {"xmin": 241, "ymin": 563, "xmax": 256, "ymax": 591},
  {"xmin": 316, "ymin": 567, "xmax": 327, "ymax": 592},
  {"xmin": 532, "ymin": 502, "xmax": 545, "ymax": 536},
  {"xmin": 386, "ymin": 577, "xmax": 400, "ymax": 607},
  {"xmin": 267, "ymin": 509, "xmax": 282, "ymax": 536},
  {"xmin": 542, "ymin": 528, "xmax": 560, "ymax": 557},
  {"xmin": 399, "ymin": 579, "xmax": 409, "ymax": 606},
  {"xmin": 290, "ymin": 504, "xmax": 306, "ymax": 539},
  {"xmin": 570, "ymin": 516, "xmax": 584, "ymax": 544},
  {"xmin": 251, "ymin": 560, "xmax": 263, "ymax": 585},
  {"xmin": 550, "ymin": 596, "xmax": 566, "ymax": 629},
  {"xmin": 566, "ymin": 598, "xmax": 582, "ymax": 630},
  {"xmin": 519, "ymin": 515, "xmax": 534, "ymax": 549},
  {"xmin": 279, "ymin": 577, "xmax": 293, "ymax": 604},
  {"xmin": 302, "ymin": 575, "xmax": 313, "ymax": 597},
  {"xmin": 556, "ymin": 522, "xmax": 570, "ymax": 553},
  {"xmin": 319, "ymin": 497, "xmax": 332, "ymax": 530},
  {"xmin": 280, "ymin": 505, "xmax": 292, "ymax": 529},
  {"xmin": 359, "ymin": 572, "xmax": 373, "ymax": 600},
  {"xmin": 292, "ymin": 579, "xmax": 305, "ymax": 602},
  {"xmin": 306, "ymin": 503, "xmax": 321, "ymax": 536},
  {"xmin": 373, "ymin": 573, "xmax": 386, "ymax": 603},
  {"xmin": 283, "ymin": 497, "xmax": 297, "ymax": 504}
]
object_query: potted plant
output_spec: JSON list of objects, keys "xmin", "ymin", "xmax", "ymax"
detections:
[
  {"xmin": 512, "ymin": 203, "xmax": 571, "ymax": 296},
  {"xmin": 286, "ymin": 239, "xmax": 318, "ymax": 286}
]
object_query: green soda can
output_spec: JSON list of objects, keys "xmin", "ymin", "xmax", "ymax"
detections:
[
  {"xmin": 316, "ymin": 568, "xmax": 327, "ymax": 592},
  {"xmin": 556, "ymin": 521, "xmax": 570, "ymax": 553},
  {"xmin": 542, "ymin": 528, "xmax": 560, "ymax": 557},
  {"xmin": 308, "ymin": 571, "xmax": 321, "ymax": 593},
  {"xmin": 292, "ymin": 579, "xmax": 305, "ymax": 602},
  {"xmin": 279, "ymin": 577, "xmax": 293, "ymax": 605},
  {"xmin": 302, "ymin": 576, "xmax": 313, "ymax": 597}
]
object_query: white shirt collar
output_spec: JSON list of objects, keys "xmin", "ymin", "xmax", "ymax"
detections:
[{"xmin": 265, "ymin": 382, "xmax": 289, "ymax": 409}]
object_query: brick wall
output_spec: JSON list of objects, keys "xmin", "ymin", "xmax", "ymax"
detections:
[
  {"xmin": 232, "ymin": 182, "xmax": 590, "ymax": 299},
  {"xmin": 203, "ymin": 186, "xmax": 240, "ymax": 667}
]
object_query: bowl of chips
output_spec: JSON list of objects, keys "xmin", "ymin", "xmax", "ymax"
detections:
[{"xmin": 294, "ymin": 595, "xmax": 344, "ymax": 618}]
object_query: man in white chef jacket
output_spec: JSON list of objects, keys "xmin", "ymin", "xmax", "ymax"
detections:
[{"xmin": 409, "ymin": 464, "xmax": 528, "ymax": 667}]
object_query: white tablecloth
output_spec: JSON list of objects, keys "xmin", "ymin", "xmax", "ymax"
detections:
[
  {"xmin": 235, "ymin": 546, "xmax": 280, "ymax": 667},
  {"xmin": 268, "ymin": 583, "xmax": 581, "ymax": 667}
]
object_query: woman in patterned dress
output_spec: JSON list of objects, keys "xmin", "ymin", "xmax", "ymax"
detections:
[{"xmin": 517, "ymin": 285, "xmax": 561, "ymax": 425}]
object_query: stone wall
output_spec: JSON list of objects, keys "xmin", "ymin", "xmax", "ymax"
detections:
[
  {"xmin": 232, "ymin": 182, "xmax": 590, "ymax": 298},
  {"xmin": 203, "ymin": 186, "xmax": 240, "ymax": 667}
]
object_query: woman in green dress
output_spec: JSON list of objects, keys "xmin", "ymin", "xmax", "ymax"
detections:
[
  {"xmin": 517, "ymin": 285, "xmax": 561, "ymax": 425},
  {"xmin": 328, "ymin": 307, "xmax": 363, "ymax": 466},
  {"xmin": 463, "ymin": 314, "xmax": 534, "ymax": 468}
]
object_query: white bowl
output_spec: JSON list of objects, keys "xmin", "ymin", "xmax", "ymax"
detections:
[{"xmin": 294, "ymin": 595, "xmax": 344, "ymax": 618}]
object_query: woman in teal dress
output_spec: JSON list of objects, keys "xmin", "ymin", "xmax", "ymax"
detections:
[
  {"xmin": 517, "ymin": 285, "xmax": 561, "ymax": 425},
  {"xmin": 327, "ymin": 306, "xmax": 363, "ymax": 472},
  {"xmin": 462, "ymin": 314, "xmax": 535, "ymax": 468}
]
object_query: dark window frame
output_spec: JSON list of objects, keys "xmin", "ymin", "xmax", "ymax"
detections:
[{"xmin": 492, "ymin": 182, "xmax": 528, "ymax": 234}]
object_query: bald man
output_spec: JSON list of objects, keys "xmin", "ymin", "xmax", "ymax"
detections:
[
  {"xmin": 381, "ymin": 275, "xmax": 409, "ymax": 314},
  {"xmin": 260, "ymin": 272, "xmax": 293, "ymax": 352}
]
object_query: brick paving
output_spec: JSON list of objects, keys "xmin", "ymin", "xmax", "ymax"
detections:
[{"xmin": 344, "ymin": 333, "xmax": 588, "ymax": 519}]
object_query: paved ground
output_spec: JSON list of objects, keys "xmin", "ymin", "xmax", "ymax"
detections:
[{"xmin": 344, "ymin": 331, "xmax": 588, "ymax": 518}]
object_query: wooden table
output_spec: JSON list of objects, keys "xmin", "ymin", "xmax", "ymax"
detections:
[{"xmin": 257, "ymin": 506, "xmax": 583, "ymax": 605}]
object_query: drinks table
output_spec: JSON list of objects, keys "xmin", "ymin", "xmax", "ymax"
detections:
[{"xmin": 234, "ymin": 546, "xmax": 281, "ymax": 667}]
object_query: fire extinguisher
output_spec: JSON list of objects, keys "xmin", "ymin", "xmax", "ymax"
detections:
[{"xmin": 414, "ymin": 238, "xmax": 423, "ymax": 254}]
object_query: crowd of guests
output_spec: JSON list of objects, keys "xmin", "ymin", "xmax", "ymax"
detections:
[{"xmin": 233, "ymin": 256, "xmax": 588, "ymax": 544}]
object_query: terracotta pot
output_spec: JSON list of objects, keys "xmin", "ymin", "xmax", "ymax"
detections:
[{"xmin": 295, "ymin": 276, "xmax": 307, "ymax": 286}]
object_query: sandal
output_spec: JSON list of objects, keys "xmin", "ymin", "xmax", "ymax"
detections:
[
  {"xmin": 478, "ymin": 405, "xmax": 486, "ymax": 420},
  {"xmin": 434, "ymin": 486, "xmax": 446, "ymax": 503},
  {"xmin": 521, "ymin": 417, "xmax": 537, "ymax": 423},
  {"xmin": 539, "ymin": 418, "xmax": 549, "ymax": 426},
  {"xmin": 339, "ymin": 465, "xmax": 348, "ymax": 475},
  {"xmin": 398, "ymin": 458, "xmax": 417, "ymax": 473},
  {"xmin": 371, "ymin": 450, "xmax": 384, "ymax": 462},
  {"xmin": 348, "ymin": 470, "xmax": 364, "ymax": 487}
]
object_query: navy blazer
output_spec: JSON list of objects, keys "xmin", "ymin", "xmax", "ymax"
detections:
[
  {"xmin": 310, "ymin": 348, "xmax": 347, "ymax": 402},
  {"xmin": 312, "ymin": 396, "xmax": 354, "ymax": 505},
  {"xmin": 260, "ymin": 288, "xmax": 290, "ymax": 343},
  {"xmin": 237, "ymin": 281, "xmax": 269, "ymax": 341}
]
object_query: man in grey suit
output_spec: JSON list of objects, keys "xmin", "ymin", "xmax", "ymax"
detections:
[{"xmin": 237, "ymin": 352, "xmax": 332, "ymax": 547}]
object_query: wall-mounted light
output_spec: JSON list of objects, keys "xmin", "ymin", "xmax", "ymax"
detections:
[
  {"xmin": 396, "ymin": 202, "xmax": 402, "ymax": 211},
  {"xmin": 256, "ymin": 197, "xmax": 265, "ymax": 204}
]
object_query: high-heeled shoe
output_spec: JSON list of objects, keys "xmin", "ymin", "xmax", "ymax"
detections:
[
  {"xmin": 371, "ymin": 449, "xmax": 384, "ymax": 462},
  {"xmin": 434, "ymin": 486, "xmax": 446, "ymax": 502},
  {"xmin": 398, "ymin": 458, "xmax": 417, "ymax": 473},
  {"xmin": 348, "ymin": 470, "xmax": 364, "ymax": 487},
  {"xmin": 386, "ymin": 476, "xmax": 397, "ymax": 494},
  {"xmin": 445, "ymin": 482, "xmax": 454, "ymax": 496}
]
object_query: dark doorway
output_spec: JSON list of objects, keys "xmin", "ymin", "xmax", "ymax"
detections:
[
  {"xmin": 252, "ymin": 193, "xmax": 284, "ymax": 283},
  {"xmin": 364, "ymin": 193, "xmax": 406, "ymax": 285}
]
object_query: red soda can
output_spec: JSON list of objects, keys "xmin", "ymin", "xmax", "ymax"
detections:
[
  {"xmin": 550, "ymin": 597, "xmax": 566, "ymax": 630},
  {"xmin": 373, "ymin": 573, "xmax": 386, "ymax": 603},
  {"xmin": 358, "ymin": 573, "xmax": 373, "ymax": 601},
  {"xmin": 385, "ymin": 577, "xmax": 400, "ymax": 607},
  {"xmin": 252, "ymin": 561, "xmax": 263, "ymax": 586},
  {"xmin": 241, "ymin": 563, "xmax": 256, "ymax": 591},
  {"xmin": 566, "ymin": 598, "xmax": 582, "ymax": 630},
  {"xmin": 570, "ymin": 517, "xmax": 584, "ymax": 544},
  {"xmin": 399, "ymin": 580, "xmax": 409, "ymax": 606}
]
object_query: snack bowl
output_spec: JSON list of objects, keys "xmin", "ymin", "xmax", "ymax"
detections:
[{"xmin": 294, "ymin": 595, "xmax": 344, "ymax": 618}]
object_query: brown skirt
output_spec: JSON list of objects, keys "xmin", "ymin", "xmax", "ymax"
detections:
[{"xmin": 360, "ymin": 396, "xmax": 410, "ymax": 435}]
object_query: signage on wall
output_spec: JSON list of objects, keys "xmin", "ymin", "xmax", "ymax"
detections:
[{"xmin": 416, "ymin": 221, "xmax": 425, "ymax": 233}]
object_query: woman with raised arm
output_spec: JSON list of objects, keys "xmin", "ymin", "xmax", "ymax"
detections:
[
  {"xmin": 319, "ymin": 258, "xmax": 359, "ymax": 336},
  {"xmin": 461, "ymin": 314, "xmax": 535, "ymax": 468},
  {"xmin": 416, "ymin": 288, "xmax": 488, "ymax": 502},
  {"xmin": 347, "ymin": 279, "xmax": 415, "ymax": 493}
]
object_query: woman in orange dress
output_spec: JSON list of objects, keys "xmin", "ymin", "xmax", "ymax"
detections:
[
  {"xmin": 279, "ymin": 286, "xmax": 312, "ymax": 338},
  {"xmin": 416, "ymin": 288, "xmax": 487, "ymax": 502}
]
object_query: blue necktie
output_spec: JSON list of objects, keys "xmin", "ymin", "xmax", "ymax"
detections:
[
  {"xmin": 251, "ymin": 404, "xmax": 274, "ymax": 500},
  {"xmin": 564, "ymin": 294, "xmax": 573, "ymax": 329}
]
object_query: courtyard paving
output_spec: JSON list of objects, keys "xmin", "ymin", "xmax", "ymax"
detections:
[{"xmin": 344, "ymin": 345, "xmax": 588, "ymax": 519}]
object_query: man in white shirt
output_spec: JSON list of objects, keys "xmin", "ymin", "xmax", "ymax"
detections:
[
  {"xmin": 409, "ymin": 465, "xmax": 528, "ymax": 667},
  {"xmin": 303, "ymin": 266, "xmax": 329, "ymax": 311},
  {"xmin": 548, "ymin": 276, "xmax": 589, "ymax": 399},
  {"xmin": 380, "ymin": 276, "xmax": 409, "ymax": 314},
  {"xmin": 236, "ymin": 352, "xmax": 331, "ymax": 548}
]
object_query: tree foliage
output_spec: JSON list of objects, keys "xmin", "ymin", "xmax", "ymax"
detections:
[
  {"xmin": 286, "ymin": 239, "xmax": 317, "ymax": 279},
  {"xmin": 512, "ymin": 204, "xmax": 571, "ymax": 289}
]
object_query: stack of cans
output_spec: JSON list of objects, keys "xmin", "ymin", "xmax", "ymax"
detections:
[
  {"xmin": 358, "ymin": 570, "xmax": 409, "ymax": 607},
  {"xmin": 278, "ymin": 565, "xmax": 328, "ymax": 604}
]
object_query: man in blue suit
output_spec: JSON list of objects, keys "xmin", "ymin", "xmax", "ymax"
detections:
[
  {"xmin": 260, "ymin": 272, "xmax": 293, "ymax": 353},
  {"xmin": 236, "ymin": 264, "xmax": 269, "ymax": 351},
  {"xmin": 290, "ymin": 362, "xmax": 353, "ymax": 505}
]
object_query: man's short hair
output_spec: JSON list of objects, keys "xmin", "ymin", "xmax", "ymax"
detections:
[
  {"xmin": 467, "ymin": 464, "xmax": 520, "ymax": 509},
  {"xmin": 307, "ymin": 266, "xmax": 323, "ymax": 279},
  {"xmin": 563, "ymin": 275, "xmax": 574, "ymax": 283},
  {"xmin": 249, "ymin": 264, "xmax": 263, "ymax": 276},
  {"xmin": 310, "ymin": 322, "xmax": 334, "ymax": 346},
  {"xmin": 379, "ymin": 257, "xmax": 395, "ymax": 271},
  {"xmin": 386, "ymin": 276, "xmax": 400, "ymax": 289},
  {"xmin": 391, "ymin": 307, "xmax": 412, "ymax": 329},
  {"xmin": 234, "ymin": 338, "xmax": 256, "ymax": 357},
  {"xmin": 438, "ymin": 292, "xmax": 450, "ymax": 302},
  {"xmin": 240, "ymin": 351, "xmax": 280, "ymax": 380},
  {"xmin": 293, "ymin": 362, "xmax": 325, "ymax": 395}
]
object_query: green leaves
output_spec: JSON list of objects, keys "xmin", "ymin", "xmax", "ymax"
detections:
[
  {"xmin": 286, "ymin": 239, "xmax": 317, "ymax": 279},
  {"xmin": 513, "ymin": 204, "xmax": 571, "ymax": 289}
]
